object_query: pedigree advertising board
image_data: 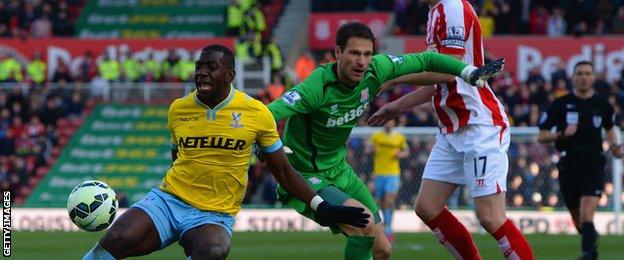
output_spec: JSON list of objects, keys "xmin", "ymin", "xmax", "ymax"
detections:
[
  {"xmin": 0, "ymin": 38, "xmax": 234, "ymax": 79},
  {"xmin": 404, "ymin": 36, "xmax": 624, "ymax": 82}
]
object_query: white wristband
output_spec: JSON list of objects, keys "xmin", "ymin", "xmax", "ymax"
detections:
[
  {"xmin": 460, "ymin": 65, "xmax": 477, "ymax": 84},
  {"xmin": 310, "ymin": 195, "xmax": 324, "ymax": 211}
]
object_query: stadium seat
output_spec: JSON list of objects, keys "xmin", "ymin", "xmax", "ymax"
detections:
[
  {"xmin": 58, "ymin": 137, "xmax": 68, "ymax": 147},
  {"xmin": 36, "ymin": 167, "xmax": 49, "ymax": 177},
  {"xmin": 51, "ymin": 147, "xmax": 60, "ymax": 157},
  {"xmin": 69, "ymin": 117, "xmax": 84, "ymax": 128},
  {"xmin": 58, "ymin": 127, "xmax": 75, "ymax": 138},
  {"xmin": 45, "ymin": 157, "xmax": 57, "ymax": 166},
  {"xmin": 19, "ymin": 186, "xmax": 31, "ymax": 197},
  {"xmin": 57, "ymin": 118, "xmax": 70, "ymax": 128}
]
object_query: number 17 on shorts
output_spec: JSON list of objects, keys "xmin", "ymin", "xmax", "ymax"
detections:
[{"xmin": 466, "ymin": 152, "xmax": 508, "ymax": 198}]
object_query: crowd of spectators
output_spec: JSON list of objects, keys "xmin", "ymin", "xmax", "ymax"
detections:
[
  {"xmin": 0, "ymin": 0, "xmax": 84, "ymax": 38},
  {"xmin": 312, "ymin": 0, "xmax": 624, "ymax": 37},
  {"xmin": 0, "ymin": 49, "xmax": 209, "ymax": 86},
  {"xmin": 0, "ymin": 85, "xmax": 87, "ymax": 203},
  {"xmin": 227, "ymin": 0, "xmax": 285, "ymax": 73}
]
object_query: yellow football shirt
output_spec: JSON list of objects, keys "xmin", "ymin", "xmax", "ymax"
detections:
[
  {"xmin": 371, "ymin": 131, "xmax": 407, "ymax": 176},
  {"xmin": 160, "ymin": 86, "xmax": 281, "ymax": 215}
]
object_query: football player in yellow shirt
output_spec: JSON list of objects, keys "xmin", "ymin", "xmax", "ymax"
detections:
[
  {"xmin": 83, "ymin": 45, "xmax": 370, "ymax": 260},
  {"xmin": 367, "ymin": 119, "xmax": 408, "ymax": 243}
]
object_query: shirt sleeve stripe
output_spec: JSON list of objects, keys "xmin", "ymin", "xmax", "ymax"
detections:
[{"xmin": 261, "ymin": 139, "xmax": 283, "ymax": 153}]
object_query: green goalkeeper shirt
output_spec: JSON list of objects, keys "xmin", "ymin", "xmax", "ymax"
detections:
[{"xmin": 268, "ymin": 52, "xmax": 467, "ymax": 173}]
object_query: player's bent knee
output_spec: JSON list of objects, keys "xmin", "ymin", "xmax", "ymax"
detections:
[
  {"xmin": 362, "ymin": 223, "xmax": 376, "ymax": 236},
  {"xmin": 341, "ymin": 221, "xmax": 375, "ymax": 236},
  {"xmin": 374, "ymin": 245, "xmax": 392, "ymax": 260},
  {"xmin": 414, "ymin": 201, "xmax": 441, "ymax": 222},
  {"xmin": 191, "ymin": 245, "xmax": 230, "ymax": 260},
  {"xmin": 100, "ymin": 229, "xmax": 132, "ymax": 253},
  {"xmin": 340, "ymin": 199, "xmax": 375, "ymax": 235},
  {"xmin": 476, "ymin": 214, "xmax": 505, "ymax": 233}
]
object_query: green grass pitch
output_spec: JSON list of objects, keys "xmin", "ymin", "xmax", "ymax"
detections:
[{"xmin": 11, "ymin": 231, "xmax": 624, "ymax": 259}]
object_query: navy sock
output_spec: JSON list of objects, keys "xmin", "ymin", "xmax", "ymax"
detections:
[{"xmin": 581, "ymin": 222, "xmax": 598, "ymax": 259}]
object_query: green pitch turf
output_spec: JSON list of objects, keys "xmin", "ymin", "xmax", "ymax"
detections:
[{"xmin": 11, "ymin": 231, "xmax": 624, "ymax": 259}]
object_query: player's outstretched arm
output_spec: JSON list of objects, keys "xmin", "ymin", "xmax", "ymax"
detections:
[
  {"xmin": 263, "ymin": 148, "xmax": 370, "ymax": 227},
  {"xmin": 367, "ymin": 86, "xmax": 436, "ymax": 126},
  {"xmin": 376, "ymin": 52, "xmax": 504, "ymax": 88},
  {"xmin": 376, "ymin": 72, "xmax": 454, "ymax": 97}
]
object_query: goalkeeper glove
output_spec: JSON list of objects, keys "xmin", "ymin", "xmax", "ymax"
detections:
[
  {"xmin": 461, "ymin": 58, "xmax": 505, "ymax": 87},
  {"xmin": 310, "ymin": 195, "xmax": 370, "ymax": 228}
]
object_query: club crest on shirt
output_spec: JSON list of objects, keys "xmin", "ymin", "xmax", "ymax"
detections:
[
  {"xmin": 360, "ymin": 89, "xmax": 369, "ymax": 103},
  {"xmin": 593, "ymin": 115, "xmax": 602, "ymax": 128},
  {"xmin": 230, "ymin": 112, "xmax": 243, "ymax": 128}
]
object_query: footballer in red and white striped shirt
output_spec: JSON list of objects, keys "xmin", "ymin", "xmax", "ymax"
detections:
[
  {"xmin": 426, "ymin": 0, "xmax": 509, "ymax": 134},
  {"xmin": 368, "ymin": 1, "xmax": 534, "ymax": 259}
]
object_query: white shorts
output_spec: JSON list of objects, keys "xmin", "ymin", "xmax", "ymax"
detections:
[{"xmin": 422, "ymin": 124, "xmax": 510, "ymax": 198}]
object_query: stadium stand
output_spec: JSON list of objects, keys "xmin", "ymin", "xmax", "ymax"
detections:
[
  {"xmin": 0, "ymin": 0, "xmax": 84, "ymax": 38},
  {"xmin": 0, "ymin": 85, "xmax": 90, "ymax": 205}
]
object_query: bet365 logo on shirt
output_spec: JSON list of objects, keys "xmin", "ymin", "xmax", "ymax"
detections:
[{"xmin": 326, "ymin": 104, "xmax": 366, "ymax": 127}]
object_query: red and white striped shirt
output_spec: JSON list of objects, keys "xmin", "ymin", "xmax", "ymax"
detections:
[{"xmin": 426, "ymin": 0, "xmax": 509, "ymax": 134}]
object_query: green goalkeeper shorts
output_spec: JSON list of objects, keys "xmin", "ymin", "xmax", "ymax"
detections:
[{"xmin": 276, "ymin": 164, "xmax": 381, "ymax": 234}]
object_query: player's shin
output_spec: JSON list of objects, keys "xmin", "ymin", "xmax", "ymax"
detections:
[
  {"xmin": 491, "ymin": 219, "xmax": 534, "ymax": 260},
  {"xmin": 425, "ymin": 208, "xmax": 481, "ymax": 260},
  {"xmin": 345, "ymin": 235, "xmax": 374, "ymax": 260},
  {"xmin": 382, "ymin": 209, "xmax": 393, "ymax": 235},
  {"xmin": 83, "ymin": 242, "xmax": 116, "ymax": 260}
]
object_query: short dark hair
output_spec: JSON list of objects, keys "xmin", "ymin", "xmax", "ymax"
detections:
[
  {"xmin": 573, "ymin": 61, "xmax": 594, "ymax": 72},
  {"xmin": 201, "ymin": 45, "xmax": 235, "ymax": 70},
  {"xmin": 335, "ymin": 21, "xmax": 375, "ymax": 51}
]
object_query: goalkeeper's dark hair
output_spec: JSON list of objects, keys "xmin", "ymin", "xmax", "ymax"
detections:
[
  {"xmin": 201, "ymin": 45, "xmax": 235, "ymax": 70},
  {"xmin": 335, "ymin": 21, "xmax": 375, "ymax": 51}
]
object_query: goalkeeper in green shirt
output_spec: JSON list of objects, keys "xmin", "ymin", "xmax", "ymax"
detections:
[{"xmin": 265, "ymin": 21, "xmax": 504, "ymax": 260}]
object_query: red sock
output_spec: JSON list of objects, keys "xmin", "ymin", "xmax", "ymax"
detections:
[
  {"xmin": 425, "ymin": 208, "xmax": 481, "ymax": 260},
  {"xmin": 491, "ymin": 219, "xmax": 534, "ymax": 260}
]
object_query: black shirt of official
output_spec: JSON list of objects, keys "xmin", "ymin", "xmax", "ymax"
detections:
[{"xmin": 539, "ymin": 93, "xmax": 614, "ymax": 156}]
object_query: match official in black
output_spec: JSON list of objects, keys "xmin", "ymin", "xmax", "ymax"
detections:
[{"xmin": 538, "ymin": 61, "xmax": 623, "ymax": 260}]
